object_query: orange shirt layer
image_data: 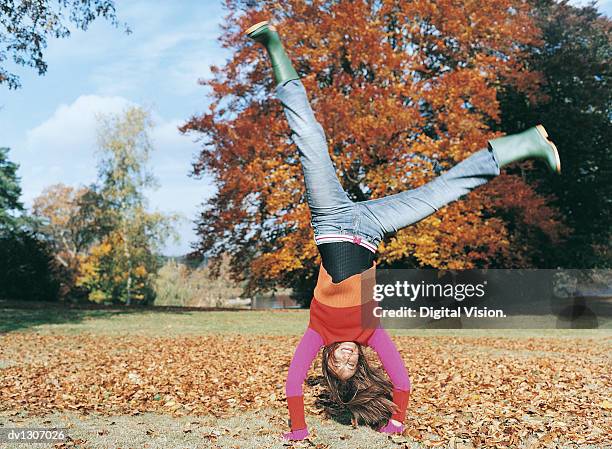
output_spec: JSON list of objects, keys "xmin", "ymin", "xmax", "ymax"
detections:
[{"xmin": 308, "ymin": 261, "xmax": 380, "ymax": 345}]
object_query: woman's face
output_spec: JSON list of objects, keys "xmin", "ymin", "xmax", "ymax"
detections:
[{"xmin": 329, "ymin": 342, "xmax": 359, "ymax": 380}]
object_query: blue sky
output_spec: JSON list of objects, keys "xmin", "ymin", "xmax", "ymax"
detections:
[{"xmin": 0, "ymin": 0, "xmax": 610, "ymax": 256}]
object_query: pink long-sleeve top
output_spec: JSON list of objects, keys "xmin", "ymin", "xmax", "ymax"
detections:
[{"xmin": 285, "ymin": 262, "xmax": 411, "ymax": 431}]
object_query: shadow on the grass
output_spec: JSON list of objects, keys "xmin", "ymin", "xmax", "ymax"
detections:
[
  {"xmin": 0, "ymin": 300, "xmax": 248, "ymax": 334},
  {"xmin": 0, "ymin": 306, "xmax": 136, "ymax": 334}
]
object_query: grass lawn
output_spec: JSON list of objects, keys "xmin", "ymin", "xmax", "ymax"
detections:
[{"xmin": 0, "ymin": 302, "xmax": 610, "ymax": 449}]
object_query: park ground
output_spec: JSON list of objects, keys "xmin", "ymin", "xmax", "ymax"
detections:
[{"xmin": 0, "ymin": 303, "xmax": 610, "ymax": 449}]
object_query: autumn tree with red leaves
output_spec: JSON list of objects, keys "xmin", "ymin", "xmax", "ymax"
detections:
[{"xmin": 181, "ymin": 0, "xmax": 567, "ymax": 299}]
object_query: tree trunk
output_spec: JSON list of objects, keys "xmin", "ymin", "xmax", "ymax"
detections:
[{"xmin": 122, "ymin": 220, "xmax": 132, "ymax": 306}]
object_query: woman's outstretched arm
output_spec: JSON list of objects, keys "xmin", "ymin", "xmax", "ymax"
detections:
[
  {"xmin": 367, "ymin": 327, "xmax": 411, "ymax": 431},
  {"xmin": 284, "ymin": 327, "xmax": 324, "ymax": 440}
]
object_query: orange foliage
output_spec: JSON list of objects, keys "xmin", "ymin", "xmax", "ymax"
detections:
[{"xmin": 181, "ymin": 0, "xmax": 567, "ymax": 293}]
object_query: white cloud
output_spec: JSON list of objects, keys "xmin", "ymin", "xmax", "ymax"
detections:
[
  {"xmin": 14, "ymin": 94, "xmax": 214, "ymax": 255},
  {"xmin": 19, "ymin": 95, "xmax": 133, "ymax": 203},
  {"xmin": 25, "ymin": 95, "xmax": 132, "ymax": 147}
]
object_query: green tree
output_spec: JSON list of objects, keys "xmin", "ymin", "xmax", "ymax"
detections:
[
  {"xmin": 0, "ymin": 147, "xmax": 60, "ymax": 301},
  {"xmin": 76, "ymin": 106, "xmax": 178, "ymax": 305},
  {"xmin": 0, "ymin": 230, "xmax": 60, "ymax": 301},
  {"xmin": 0, "ymin": 0, "xmax": 128, "ymax": 89},
  {"xmin": 0, "ymin": 147, "xmax": 25, "ymax": 231},
  {"xmin": 497, "ymin": 0, "xmax": 611, "ymax": 268}
]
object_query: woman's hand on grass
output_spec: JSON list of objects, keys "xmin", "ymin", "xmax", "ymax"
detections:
[
  {"xmin": 282, "ymin": 427, "xmax": 309, "ymax": 440},
  {"xmin": 378, "ymin": 419, "xmax": 404, "ymax": 434}
]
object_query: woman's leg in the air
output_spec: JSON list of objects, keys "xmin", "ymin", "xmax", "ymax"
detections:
[
  {"xmin": 275, "ymin": 80, "xmax": 354, "ymax": 221},
  {"xmin": 247, "ymin": 21, "xmax": 354, "ymax": 234},
  {"xmin": 359, "ymin": 123, "xmax": 561, "ymax": 241},
  {"xmin": 358, "ymin": 148, "xmax": 501, "ymax": 239}
]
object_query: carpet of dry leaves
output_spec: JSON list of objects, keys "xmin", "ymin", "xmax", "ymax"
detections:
[{"xmin": 1, "ymin": 332, "xmax": 610, "ymax": 448}]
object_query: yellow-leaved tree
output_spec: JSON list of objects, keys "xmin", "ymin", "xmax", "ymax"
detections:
[{"xmin": 76, "ymin": 106, "xmax": 178, "ymax": 305}]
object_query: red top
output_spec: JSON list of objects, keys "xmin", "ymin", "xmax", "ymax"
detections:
[{"xmin": 308, "ymin": 260, "xmax": 380, "ymax": 344}]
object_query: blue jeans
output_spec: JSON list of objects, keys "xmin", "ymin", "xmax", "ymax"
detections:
[{"xmin": 275, "ymin": 79, "xmax": 501, "ymax": 252}]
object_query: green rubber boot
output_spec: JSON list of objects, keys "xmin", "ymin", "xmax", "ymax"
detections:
[
  {"xmin": 488, "ymin": 125, "xmax": 561, "ymax": 173},
  {"xmin": 245, "ymin": 21, "xmax": 299, "ymax": 86}
]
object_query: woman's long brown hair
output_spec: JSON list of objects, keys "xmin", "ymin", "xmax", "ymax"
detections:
[{"xmin": 321, "ymin": 342, "xmax": 397, "ymax": 427}]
